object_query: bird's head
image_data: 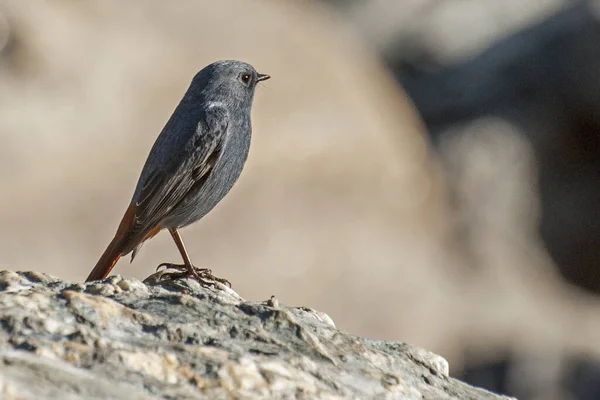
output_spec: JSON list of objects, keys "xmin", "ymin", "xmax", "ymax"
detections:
[{"xmin": 190, "ymin": 60, "xmax": 270, "ymax": 108}]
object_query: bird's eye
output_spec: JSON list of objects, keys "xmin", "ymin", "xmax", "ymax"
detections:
[{"xmin": 240, "ymin": 73, "xmax": 252, "ymax": 86}]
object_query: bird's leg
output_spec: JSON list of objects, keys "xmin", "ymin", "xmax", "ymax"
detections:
[
  {"xmin": 169, "ymin": 228, "xmax": 205, "ymax": 279},
  {"xmin": 154, "ymin": 228, "xmax": 231, "ymax": 287}
]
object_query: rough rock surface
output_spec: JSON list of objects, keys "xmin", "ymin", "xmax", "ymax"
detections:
[{"xmin": 0, "ymin": 271, "xmax": 509, "ymax": 400}]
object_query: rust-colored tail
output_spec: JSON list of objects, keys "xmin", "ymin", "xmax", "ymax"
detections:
[
  {"xmin": 85, "ymin": 204, "xmax": 137, "ymax": 282},
  {"xmin": 85, "ymin": 234, "xmax": 125, "ymax": 282}
]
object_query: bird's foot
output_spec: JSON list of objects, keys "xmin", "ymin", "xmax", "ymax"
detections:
[{"xmin": 154, "ymin": 262, "xmax": 232, "ymax": 288}]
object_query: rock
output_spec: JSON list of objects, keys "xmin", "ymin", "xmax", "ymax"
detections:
[{"xmin": 0, "ymin": 271, "xmax": 510, "ymax": 400}]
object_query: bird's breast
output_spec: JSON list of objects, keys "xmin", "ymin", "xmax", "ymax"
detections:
[{"xmin": 213, "ymin": 120, "xmax": 251, "ymax": 188}]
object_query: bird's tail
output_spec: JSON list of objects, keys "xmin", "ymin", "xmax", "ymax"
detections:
[
  {"xmin": 85, "ymin": 204, "xmax": 137, "ymax": 282},
  {"xmin": 85, "ymin": 234, "xmax": 124, "ymax": 282}
]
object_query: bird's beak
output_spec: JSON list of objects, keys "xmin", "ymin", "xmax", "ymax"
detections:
[{"xmin": 257, "ymin": 73, "xmax": 271, "ymax": 82}]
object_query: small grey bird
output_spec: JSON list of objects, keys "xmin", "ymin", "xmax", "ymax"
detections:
[{"xmin": 85, "ymin": 60, "xmax": 270, "ymax": 285}]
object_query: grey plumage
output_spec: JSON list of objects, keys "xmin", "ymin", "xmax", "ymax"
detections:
[
  {"xmin": 85, "ymin": 60, "xmax": 269, "ymax": 282},
  {"xmin": 128, "ymin": 60, "xmax": 263, "ymax": 254}
]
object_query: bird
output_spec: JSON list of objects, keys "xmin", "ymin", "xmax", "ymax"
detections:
[{"xmin": 85, "ymin": 60, "xmax": 270, "ymax": 286}]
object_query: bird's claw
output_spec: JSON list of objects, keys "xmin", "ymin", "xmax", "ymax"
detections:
[{"xmin": 154, "ymin": 262, "xmax": 232, "ymax": 288}]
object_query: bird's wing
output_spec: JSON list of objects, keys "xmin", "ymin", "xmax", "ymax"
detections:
[{"xmin": 129, "ymin": 106, "xmax": 229, "ymax": 239}]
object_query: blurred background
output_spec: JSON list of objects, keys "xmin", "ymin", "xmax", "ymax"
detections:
[{"xmin": 1, "ymin": 0, "xmax": 600, "ymax": 398}]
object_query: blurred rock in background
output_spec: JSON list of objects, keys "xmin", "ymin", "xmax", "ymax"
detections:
[
  {"xmin": 2, "ymin": 0, "xmax": 600, "ymax": 399},
  {"xmin": 327, "ymin": 0, "xmax": 600, "ymax": 398}
]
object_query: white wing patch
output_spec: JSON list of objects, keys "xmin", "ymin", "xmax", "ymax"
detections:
[{"xmin": 206, "ymin": 101, "xmax": 225, "ymax": 110}]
